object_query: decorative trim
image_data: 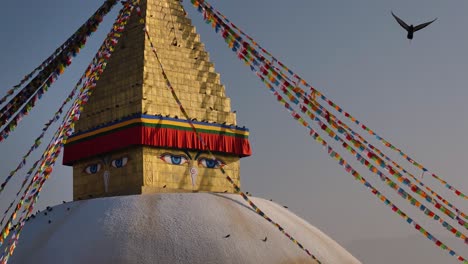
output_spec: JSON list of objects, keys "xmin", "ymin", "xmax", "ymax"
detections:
[{"xmin": 63, "ymin": 115, "xmax": 251, "ymax": 165}]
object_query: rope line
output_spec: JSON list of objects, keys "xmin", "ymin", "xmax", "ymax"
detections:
[
  {"xmin": 222, "ymin": 30, "xmax": 468, "ymax": 244},
  {"xmin": 190, "ymin": 1, "xmax": 468, "ymax": 262},
  {"xmin": 0, "ymin": 0, "xmax": 119, "ymax": 141},
  {"xmin": 0, "ymin": 2, "xmax": 136, "ymax": 262},
  {"xmin": 0, "ymin": 0, "xmax": 118, "ymax": 106},
  {"xmin": 193, "ymin": 0, "xmax": 468, "ymax": 233},
  {"xmin": 142, "ymin": 16, "xmax": 321, "ymax": 262},
  {"xmin": 193, "ymin": 0, "xmax": 468, "ymax": 201}
]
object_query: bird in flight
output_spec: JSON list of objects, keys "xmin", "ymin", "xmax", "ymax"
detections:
[{"xmin": 391, "ymin": 12, "xmax": 437, "ymax": 40}]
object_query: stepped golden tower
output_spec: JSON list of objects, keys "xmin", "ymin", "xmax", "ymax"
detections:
[{"xmin": 63, "ymin": 0, "xmax": 251, "ymax": 199}]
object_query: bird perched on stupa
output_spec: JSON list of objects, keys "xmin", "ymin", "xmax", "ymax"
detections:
[{"xmin": 391, "ymin": 12, "xmax": 437, "ymax": 40}]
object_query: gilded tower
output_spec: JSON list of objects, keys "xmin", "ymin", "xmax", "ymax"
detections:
[{"xmin": 63, "ymin": 0, "xmax": 251, "ymax": 200}]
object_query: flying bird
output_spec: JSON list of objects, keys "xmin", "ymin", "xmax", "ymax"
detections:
[
  {"xmin": 224, "ymin": 234, "xmax": 231, "ymax": 238},
  {"xmin": 391, "ymin": 12, "xmax": 437, "ymax": 39}
]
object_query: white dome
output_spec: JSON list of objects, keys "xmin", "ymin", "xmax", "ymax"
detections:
[{"xmin": 8, "ymin": 193, "xmax": 360, "ymax": 264}]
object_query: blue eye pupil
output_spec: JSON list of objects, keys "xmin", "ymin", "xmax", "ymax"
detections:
[
  {"xmin": 171, "ymin": 156, "xmax": 182, "ymax": 165},
  {"xmin": 115, "ymin": 159, "xmax": 123, "ymax": 167},
  {"xmin": 90, "ymin": 165, "xmax": 98, "ymax": 173},
  {"xmin": 205, "ymin": 159, "xmax": 217, "ymax": 168}
]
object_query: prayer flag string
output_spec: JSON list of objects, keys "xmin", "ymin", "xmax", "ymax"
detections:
[
  {"xmin": 192, "ymin": 0, "xmax": 468, "ymax": 234},
  {"xmin": 0, "ymin": 0, "xmax": 117, "ymax": 106},
  {"xmin": 307, "ymin": 100, "xmax": 468, "ymax": 221},
  {"xmin": 309, "ymin": 87, "xmax": 468, "ymax": 199},
  {"xmin": 192, "ymin": 0, "xmax": 468, "ymax": 201},
  {"xmin": 0, "ymin": 73, "xmax": 55, "ymax": 141},
  {"xmin": 0, "ymin": 48, "xmax": 103, "ymax": 203},
  {"xmin": 0, "ymin": 3, "xmax": 136, "ymax": 263},
  {"xmin": 191, "ymin": 1, "xmax": 468, "ymax": 262},
  {"xmin": 0, "ymin": 0, "xmax": 119, "ymax": 140},
  {"xmin": 237, "ymin": 53, "xmax": 468, "ymax": 262},
  {"xmin": 0, "ymin": 62, "xmax": 55, "ymax": 107},
  {"xmin": 216, "ymin": 27, "xmax": 468, "ymax": 243},
  {"xmin": 142, "ymin": 19, "xmax": 321, "ymax": 263}
]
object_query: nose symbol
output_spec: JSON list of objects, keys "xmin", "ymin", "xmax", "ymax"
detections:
[
  {"xmin": 103, "ymin": 170, "xmax": 110, "ymax": 193},
  {"xmin": 189, "ymin": 167, "xmax": 198, "ymax": 187}
]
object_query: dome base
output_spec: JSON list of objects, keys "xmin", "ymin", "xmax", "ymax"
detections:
[{"xmin": 7, "ymin": 193, "xmax": 360, "ymax": 264}]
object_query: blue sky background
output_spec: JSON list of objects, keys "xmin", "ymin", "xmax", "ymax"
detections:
[{"xmin": 1, "ymin": 0, "xmax": 468, "ymax": 263}]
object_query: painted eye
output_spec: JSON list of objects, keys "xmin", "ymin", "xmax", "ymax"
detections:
[
  {"xmin": 198, "ymin": 157, "xmax": 225, "ymax": 169},
  {"xmin": 84, "ymin": 163, "xmax": 102, "ymax": 174},
  {"xmin": 159, "ymin": 153, "xmax": 189, "ymax": 165},
  {"xmin": 111, "ymin": 157, "xmax": 128, "ymax": 168}
]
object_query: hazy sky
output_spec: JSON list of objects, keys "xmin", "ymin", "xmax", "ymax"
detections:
[{"xmin": 1, "ymin": 0, "xmax": 468, "ymax": 263}]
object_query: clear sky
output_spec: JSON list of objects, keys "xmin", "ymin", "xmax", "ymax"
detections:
[{"xmin": 1, "ymin": 0, "xmax": 468, "ymax": 263}]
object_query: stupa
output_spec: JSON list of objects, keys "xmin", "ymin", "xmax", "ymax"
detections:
[{"xmin": 7, "ymin": 1, "xmax": 361, "ymax": 263}]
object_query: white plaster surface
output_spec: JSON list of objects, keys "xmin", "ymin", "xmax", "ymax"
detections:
[{"xmin": 7, "ymin": 193, "xmax": 361, "ymax": 264}]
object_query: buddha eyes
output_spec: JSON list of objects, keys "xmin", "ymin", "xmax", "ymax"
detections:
[
  {"xmin": 159, "ymin": 153, "xmax": 225, "ymax": 169},
  {"xmin": 84, "ymin": 163, "xmax": 102, "ymax": 174},
  {"xmin": 159, "ymin": 153, "xmax": 189, "ymax": 165},
  {"xmin": 83, "ymin": 156, "xmax": 129, "ymax": 174},
  {"xmin": 198, "ymin": 157, "xmax": 225, "ymax": 169},
  {"xmin": 111, "ymin": 156, "xmax": 129, "ymax": 168}
]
